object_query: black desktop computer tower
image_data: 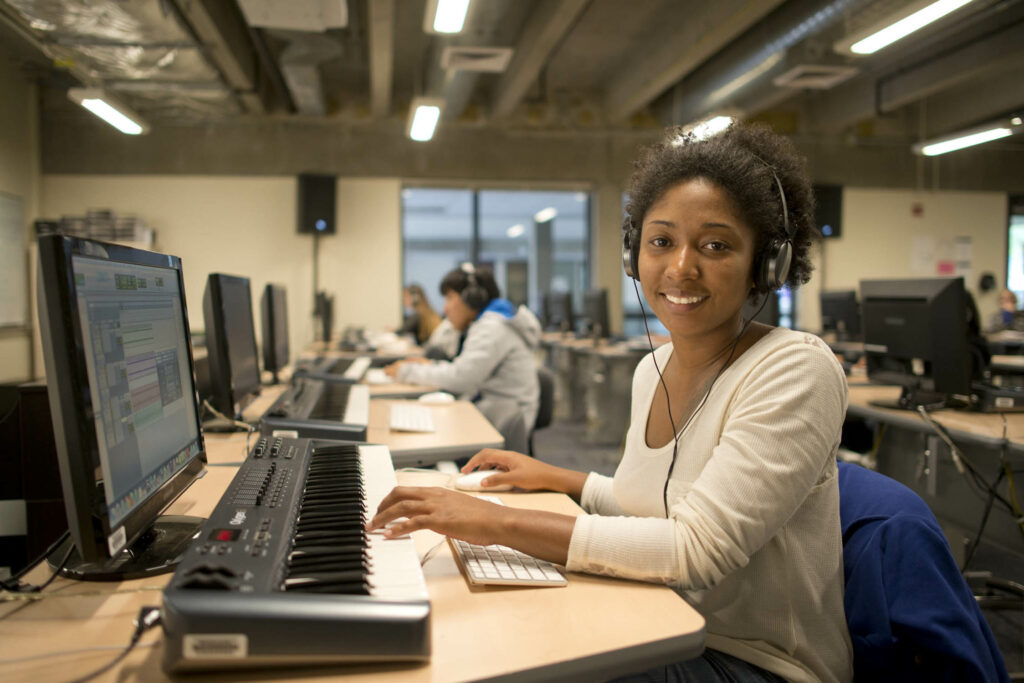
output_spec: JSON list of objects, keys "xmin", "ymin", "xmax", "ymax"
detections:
[{"xmin": 0, "ymin": 382, "xmax": 67, "ymax": 577}]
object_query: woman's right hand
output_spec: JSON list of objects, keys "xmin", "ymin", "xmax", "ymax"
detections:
[{"xmin": 461, "ymin": 449, "xmax": 586, "ymax": 498}]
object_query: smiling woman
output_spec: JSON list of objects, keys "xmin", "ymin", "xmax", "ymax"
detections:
[{"xmin": 370, "ymin": 123, "xmax": 852, "ymax": 683}]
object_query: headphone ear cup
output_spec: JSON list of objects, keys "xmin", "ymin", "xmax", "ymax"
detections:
[
  {"xmin": 622, "ymin": 230, "xmax": 639, "ymax": 280},
  {"xmin": 760, "ymin": 239, "xmax": 793, "ymax": 290}
]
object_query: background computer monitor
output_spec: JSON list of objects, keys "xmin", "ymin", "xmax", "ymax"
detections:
[
  {"xmin": 860, "ymin": 277, "xmax": 971, "ymax": 409},
  {"xmin": 36, "ymin": 235, "xmax": 206, "ymax": 580},
  {"xmin": 820, "ymin": 290, "xmax": 861, "ymax": 340},
  {"xmin": 582, "ymin": 288, "xmax": 610, "ymax": 338},
  {"xmin": 315, "ymin": 290, "xmax": 334, "ymax": 343},
  {"xmin": 202, "ymin": 273, "xmax": 262, "ymax": 419},
  {"xmin": 743, "ymin": 290, "xmax": 780, "ymax": 327},
  {"xmin": 260, "ymin": 283, "xmax": 289, "ymax": 384},
  {"xmin": 542, "ymin": 290, "xmax": 574, "ymax": 333}
]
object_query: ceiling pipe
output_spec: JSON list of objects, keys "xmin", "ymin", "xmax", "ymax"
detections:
[{"xmin": 670, "ymin": 0, "xmax": 869, "ymax": 126}]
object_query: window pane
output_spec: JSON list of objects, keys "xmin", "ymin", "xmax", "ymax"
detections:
[
  {"xmin": 1008, "ymin": 197, "xmax": 1024, "ymax": 299},
  {"xmin": 402, "ymin": 188, "xmax": 474, "ymax": 313},
  {"xmin": 478, "ymin": 190, "xmax": 589, "ymax": 314}
]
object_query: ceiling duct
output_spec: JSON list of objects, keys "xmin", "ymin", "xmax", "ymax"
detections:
[
  {"xmin": 237, "ymin": 0, "xmax": 347, "ymax": 32},
  {"xmin": 669, "ymin": 0, "xmax": 869, "ymax": 125},
  {"xmin": 279, "ymin": 33, "xmax": 342, "ymax": 116},
  {"xmin": 1, "ymin": 0, "xmax": 236, "ymax": 119}
]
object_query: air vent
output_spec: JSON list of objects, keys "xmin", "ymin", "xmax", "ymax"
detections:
[
  {"xmin": 441, "ymin": 47, "xmax": 514, "ymax": 73},
  {"xmin": 772, "ymin": 65, "xmax": 858, "ymax": 90}
]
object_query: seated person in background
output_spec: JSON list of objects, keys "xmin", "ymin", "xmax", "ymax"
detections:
[
  {"xmin": 421, "ymin": 317, "xmax": 461, "ymax": 360},
  {"xmin": 386, "ymin": 264, "xmax": 541, "ymax": 453},
  {"xmin": 986, "ymin": 288, "xmax": 1019, "ymax": 333},
  {"xmin": 373, "ymin": 123, "xmax": 853, "ymax": 682},
  {"xmin": 398, "ymin": 283, "xmax": 442, "ymax": 345}
]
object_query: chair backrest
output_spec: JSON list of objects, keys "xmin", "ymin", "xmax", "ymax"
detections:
[
  {"xmin": 535, "ymin": 366, "xmax": 555, "ymax": 431},
  {"xmin": 836, "ymin": 461, "xmax": 1009, "ymax": 682}
]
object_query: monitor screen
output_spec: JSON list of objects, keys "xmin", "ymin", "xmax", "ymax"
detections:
[
  {"xmin": 820, "ymin": 290, "xmax": 861, "ymax": 339},
  {"xmin": 743, "ymin": 290, "xmax": 780, "ymax": 327},
  {"xmin": 260, "ymin": 283, "xmax": 289, "ymax": 382},
  {"xmin": 36, "ymin": 235, "xmax": 206, "ymax": 579},
  {"xmin": 860, "ymin": 277, "xmax": 971, "ymax": 409},
  {"xmin": 582, "ymin": 288, "xmax": 610, "ymax": 338},
  {"xmin": 202, "ymin": 273, "xmax": 262, "ymax": 418},
  {"xmin": 542, "ymin": 290, "xmax": 574, "ymax": 332}
]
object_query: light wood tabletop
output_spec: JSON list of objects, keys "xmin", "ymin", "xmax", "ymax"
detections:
[{"xmin": 0, "ymin": 450, "xmax": 705, "ymax": 683}]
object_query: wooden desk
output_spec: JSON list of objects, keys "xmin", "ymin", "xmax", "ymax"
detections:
[
  {"xmin": 0, "ymin": 449, "xmax": 705, "ymax": 682},
  {"xmin": 844, "ymin": 383, "xmax": 1024, "ymax": 566},
  {"xmin": 204, "ymin": 392, "xmax": 503, "ymax": 468},
  {"xmin": 847, "ymin": 384, "xmax": 1024, "ymax": 451},
  {"xmin": 368, "ymin": 399, "xmax": 504, "ymax": 467}
]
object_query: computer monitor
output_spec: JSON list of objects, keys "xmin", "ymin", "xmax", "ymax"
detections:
[
  {"xmin": 582, "ymin": 288, "xmax": 610, "ymax": 339},
  {"xmin": 36, "ymin": 235, "xmax": 206, "ymax": 580},
  {"xmin": 260, "ymin": 283, "xmax": 289, "ymax": 384},
  {"xmin": 202, "ymin": 273, "xmax": 262, "ymax": 420},
  {"xmin": 820, "ymin": 290, "xmax": 861, "ymax": 340},
  {"xmin": 542, "ymin": 290, "xmax": 574, "ymax": 333},
  {"xmin": 860, "ymin": 277, "xmax": 972, "ymax": 409},
  {"xmin": 743, "ymin": 291, "xmax": 780, "ymax": 326},
  {"xmin": 315, "ymin": 290, "xmax": 334, "ymax": 343}
]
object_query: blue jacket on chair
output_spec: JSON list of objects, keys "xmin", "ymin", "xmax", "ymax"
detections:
[{"xmin": 837, "ymin": 461, "xmax": 1009, "ymax": 682}]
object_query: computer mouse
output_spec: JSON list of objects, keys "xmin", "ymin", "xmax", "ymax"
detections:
[
  {"xmin": 454, "ymin": 469, "xmax": 513, "ymax": 492},
  {"xmin": 418, "ymin": 391, "xmax": 455, "ymax": 405}
]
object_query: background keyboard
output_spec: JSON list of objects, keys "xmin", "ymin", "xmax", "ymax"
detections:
[{"xmin": 390, "ymin": 403, "xmax": 436, "ymax": 432}]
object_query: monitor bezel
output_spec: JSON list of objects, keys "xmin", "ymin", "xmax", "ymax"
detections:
[
  {"xmin": 36, "ymin": 234, "xmax": 207, "ymax": 564},
  {"xmin": 203, "ymin": 273, "xmax": 262, "ymax": 417},
  {"xmin": 260, "ymin": 283, "xmax": 290, "ymax": 375},
  {"xmin": 860, "ymin": 276, "xmax": 971, "ymax": 399}
]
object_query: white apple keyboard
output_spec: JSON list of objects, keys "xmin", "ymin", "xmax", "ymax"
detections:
[
  {"xmin": 389, "ymin": 403, "xmax": 436, "ymax": 432},
  {"xmin": 449, "ymin": 496, "xmax": 567, "ymax": 587}
]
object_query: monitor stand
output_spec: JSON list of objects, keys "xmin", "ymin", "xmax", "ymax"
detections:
[{"xmin": 47, "ymin": 514, "xmax": 204, "ymax": 581}]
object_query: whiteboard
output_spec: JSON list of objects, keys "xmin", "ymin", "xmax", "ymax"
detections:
[{"xmin": 0, "ymin": 192, "xmax": 26, "ymax": 327}]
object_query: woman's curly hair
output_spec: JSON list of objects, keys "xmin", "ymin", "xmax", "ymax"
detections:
[{"xmin": 624, "ymin": 122, "xmax": 818, "ymax": 297}]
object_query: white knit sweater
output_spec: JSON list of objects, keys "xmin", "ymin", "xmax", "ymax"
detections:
[{"xmin": 566, "ymin": 327, "xmax": 853, "ymax": 683}]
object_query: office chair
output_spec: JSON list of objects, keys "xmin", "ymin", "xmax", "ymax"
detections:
[
  {"xmin": 837, "ymin": 461, "xmax": 1009, "ymax": 682},
  {"xmin": 528, "ymin": 366, "xmax": 555, "ymax": 456}
]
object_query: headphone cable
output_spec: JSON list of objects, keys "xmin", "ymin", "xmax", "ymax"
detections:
[{"xmin": 633, "ymin": 280, "xmax": 768, "ymax": 516}]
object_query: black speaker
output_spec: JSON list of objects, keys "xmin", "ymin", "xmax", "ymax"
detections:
[
  {"xmin": 814, "ymin": 184, "xmax": 843, "ymax": 239},
  {"xmin": 297, "ymin": 173, "xmax": 337, "ymax": 234}
]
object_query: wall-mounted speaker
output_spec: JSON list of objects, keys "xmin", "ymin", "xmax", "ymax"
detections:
[
  {"xmin": 813, "ymin": 184, "xmax": 843, "ymax": 239},
  {"xmin": 297, "ymin": 173, "xmax": 337, "ymax": 235}
]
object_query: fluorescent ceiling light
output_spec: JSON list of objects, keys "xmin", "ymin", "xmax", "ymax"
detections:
[
  {"xmin": 408, "ymin": 98, "xmax": 443, "ymax": 142},
  {"xmin": 533, "ymin": 207, "xmax": 557, "ymax": 222},
  {"xmin": 67, "ymin": 88, "xmax": 148, "ymax": 135},
  {"xmin": 425, "ymin": 0, "xmax": 470, "ymax": 34},
  {"xmin": 844, "ymin": 0, "xmax": 975, "ymax": 55},
  {"xmin": 506, "ymin": 224, "xmax": 525, "ymax": 238},
  {"xmin": 913, "ymin": 125, "xmax": 1014, "ymax": 156},
  {"xmin": 691, "ymin": 116, "xmax": 735, "ymax": 141}
]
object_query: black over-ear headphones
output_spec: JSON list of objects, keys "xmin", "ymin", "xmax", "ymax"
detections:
[
  {"xmin": 460, "ymin": 262, "xmax": 489, "ymax": 311},
  {"xmin": 756, "ymin": 169, "xmax": 795, "ymax": 292},
  {"xmin": 621, "ymin": 167, "xmax": 795, "ymax": 291}
]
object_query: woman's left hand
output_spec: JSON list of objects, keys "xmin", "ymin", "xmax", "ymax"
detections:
[{"xmin": 367, "ymin": 486, "xmax": 509, "ymax": 546}]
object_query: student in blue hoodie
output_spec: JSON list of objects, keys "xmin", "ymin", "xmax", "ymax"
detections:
[{"xmin": 385, "ymin": 263, "xmax": 541, "ymax": 452}]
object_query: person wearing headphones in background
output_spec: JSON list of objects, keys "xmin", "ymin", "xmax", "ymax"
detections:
[
  {"xmin": 386, "ymin": 264, "xmax": 541, "ymax": 454},
  {"xmin": 372, "ymin": 123, "xmax": 852, "ymax": 682},
  {"xmin": 398, "ymin": 283, "xmax": 443, "ymax": 345}
]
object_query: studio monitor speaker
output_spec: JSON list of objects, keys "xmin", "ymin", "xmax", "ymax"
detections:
[{"xmin": 297, "ymin": 173, "xmax": 337, "ymax": 235}]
